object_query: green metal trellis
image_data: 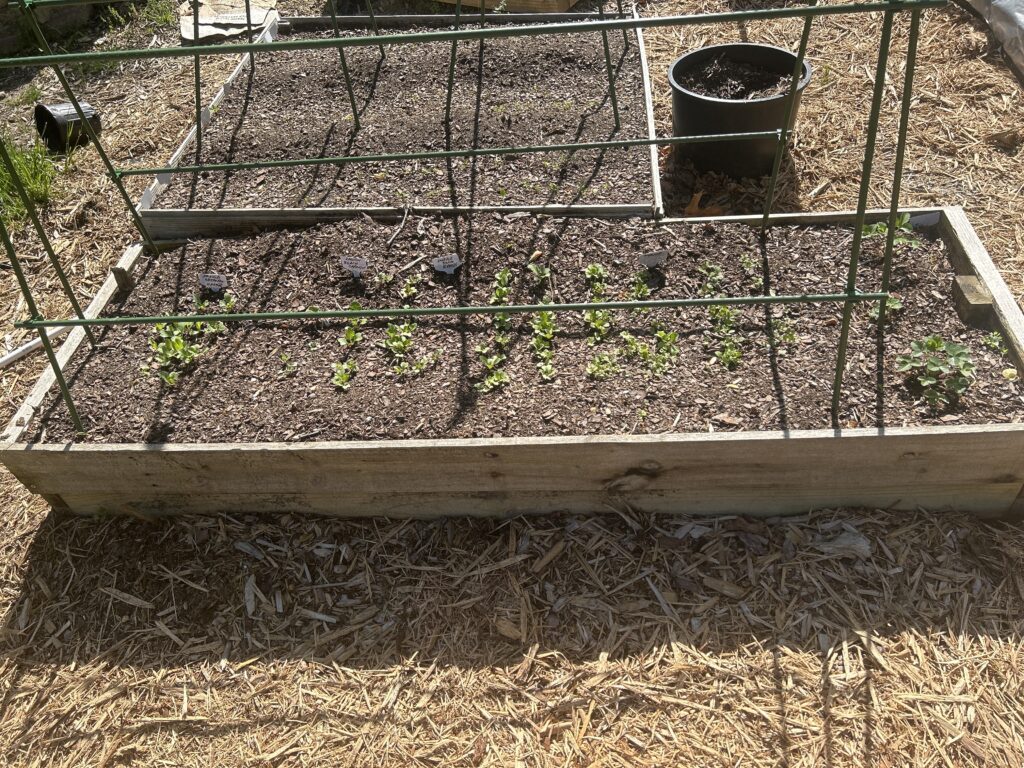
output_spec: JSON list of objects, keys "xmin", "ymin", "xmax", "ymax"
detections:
[{"xmin": 1, "ymin": 0, "xmax": 939, "ymax": 433}]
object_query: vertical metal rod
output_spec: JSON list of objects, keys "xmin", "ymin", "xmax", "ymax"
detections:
[
  {"xmin": 760, "ymin": 3, "xmax": 815, "ymax": 234},
  {"xmin": 16, "ymin": 0, "xmax": 157, "ymax": 253},
  {"xmin": 327, "ymin": 0, "xmax": 361, "ymax": 131},
  {"xmin": 0, "ymin": 139, "xmax": 96, "ymax": 346},
  {"xmin": 193, "ymin": 0, "xmax": 202, "ymax": 162},
  {"xmin": 876, "ymin": 9, "xmax": 920, "ymax": 330},
  {"xmin": 598, "ymin": 3, "xmax": 621, "ymax": 132},
  {"xmin": 0, "ymin": 213, "xmax": 83, "ymax": 433},
  {"xmin": 365, "ymin": 0, "xmax": 386, "ymax": 60},
  {"xmin": 616, "ymin": 0, "xmax": 629, "ymax": 47},
  {"xmin": 830, "ymin": 9, "xmax": 895, "ymax": 425},
  {"xmin": 445, "ymin": 0, "xmax": 463, "ymax": 129}
]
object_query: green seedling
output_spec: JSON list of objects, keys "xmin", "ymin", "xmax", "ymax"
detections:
[
  {"xmin": 145, "ymin": 322, "xmax": 210, "ymax": 386},
  {"xmin": 586, "ymin": 351, "xmax": 620, "ymax": 380},
  {"xmin": 862, "ymin": 213, "xmax": 922, "ymax": 248},
  {"xmin": 528, "ymin": 263, "xmax": 552, "ymax": 288},
  {"xmin": 982, "ymin": 331, "xmax": 1009, "ymax": 357},
  {"xmin": 490, "ymin": 268, "xmax": 514, "ymax": 305},
  {"xmin": 770, "ymin": 316, "xmax": 798, "ymax": 346},
  {"xmin": 584, "ymin": 263, "xmax": 608, "ymax": 283},
  {"xmin": 338, "ymin": 302, "xmax": 367, "ymax": 348},
  {"xmin": 896, "ymin": 335, "xmax": 975, "ymax": 409},
  {"xmin": 715, "ymin": 338, "xmax": 743, "ymax": 369},
  {"xmin": 620, "ymin": 326, "xmax": 679, "ymax": 376},
  {"xmin": 868, "ymin": 296, "xmax": 903, "ymax": 323},
  {"xmin": 279, "ymin": 353, "xmax": 298, "ymax": 378},
  {"xmin": 530, "ymin": 310, "xmax": 557, "ymax": 381},
  {"xmin": 476, "ymin": 369, "xmax": 511, "ymax": 393},
  {"xmin": 399, "ymin": 273, "xmax": 423, "ymax": 302},
  {"xmin": 739, "ymin": 252, "xmax": 763, "ymax": 291},
  {"xmin": 630, "ymin": 271, "xmax": 652, "ymax": 305},
  {"xmin": 381, "ymin": 321, "xmax": 415, "ymax": 358},
  {"xmin": 698, "ymin": 262, "xmax": 724, "ymax": 297},
  {"xmin": 584, "ymin": 308, "xmax": 612, "ymax": 344},
  {"xmin": 331, "ymin": 360, "xmax": 358, "ymax": 390}
]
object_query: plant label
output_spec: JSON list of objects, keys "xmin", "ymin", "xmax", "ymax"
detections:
[
  {"xmin": 341, "ymin": 255, "xmax": 368, "ymax": 278},
  {"xmin": 432, "ymin": 253, "xmax": 462, "ymax": 275},
  {"xmin": 640, "ymin": 249, "xmax": 669, "ymax": 268},
  {"xmin": 199, "ymin": 272, "xmax": 228, "ymax": 292}
]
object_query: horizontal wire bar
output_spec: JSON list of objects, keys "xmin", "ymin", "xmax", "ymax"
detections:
[
  {"xmin": 19, "ymin": 292, "xmax": 888, "ymax": 329},
  {"xmin": 116, "ymin": 131, "xmax": 779, "ymax": 177},
  {"xmin": 0, "ymin": 1, "xmax": 947, "ymax": 69}
]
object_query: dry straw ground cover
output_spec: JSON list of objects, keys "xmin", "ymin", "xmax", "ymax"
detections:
[{"xmin": 0, "ymin": 0, "xmax": 1023, "ymax": 765}]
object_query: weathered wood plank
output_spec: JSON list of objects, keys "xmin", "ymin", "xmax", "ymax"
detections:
[
  {"xmin": 634, "ymin": 8, "xmax": 663, "ymax": 218},
  {"xmin": 4, "ymin": 425, "xmax": 1024, "ymax": 517},
  {"xmin": 941, "ymin": 206, "xmax": 1024, "ymax": 372},
  {"xmin": 139, "ymin": 204, "xmax": 653, "ymax": 239}
]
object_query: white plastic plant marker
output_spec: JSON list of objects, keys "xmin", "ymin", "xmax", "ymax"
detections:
[
  {"xmin": 341, "ymin": 255, "xmax": 368, "ymax": 278},
  {"xmin": 432, "ymin": 253, "xmax": 462, "ymax": 275},
  {"xmin": 199, "ymin": 272, "xmax": 229, "ymax": 292},
  {"xmin": 640, "ymin": 249, "xmax": 669, "ymax": 268}
]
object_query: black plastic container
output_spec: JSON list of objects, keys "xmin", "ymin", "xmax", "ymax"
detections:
[
  {"xmin": 33, "ymin": 102, "xmax": 102, "ymax": 154},
  {"xmin": 668, "ymin": 43, "xmax": 811, "ymax": 179}
]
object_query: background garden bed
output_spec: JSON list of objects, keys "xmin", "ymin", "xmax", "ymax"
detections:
[{"xmin": 151, "ymin": 23, "xmax": 654, "ymax": 211}]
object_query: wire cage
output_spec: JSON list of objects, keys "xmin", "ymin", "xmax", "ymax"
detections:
[{"xmin": 0, "ymin": 0, "xmax": 942, "ymax": 436}]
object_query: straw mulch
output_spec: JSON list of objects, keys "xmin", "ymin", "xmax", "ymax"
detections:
[{"xmin": 1, "ymin": 1, "xmax": 1024, "ymax": 766}]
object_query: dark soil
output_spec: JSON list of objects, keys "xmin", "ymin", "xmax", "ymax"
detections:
[
  {"xmin": 676, "ymin": 54, "xmax": 790, "ymax": 100},
  {"xmin": 28, "ymin": 216, "xmax": 1024, "ymax": 444},
  {"xmin": 153, "ymin": 25, "xmax": 652, "ymax": 210}
]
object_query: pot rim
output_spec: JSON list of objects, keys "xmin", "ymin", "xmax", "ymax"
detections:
[{"xmin": 668, "ymin": 42, "xmax": 813, "ymax": 106}]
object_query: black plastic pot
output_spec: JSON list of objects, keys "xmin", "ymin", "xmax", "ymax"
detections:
[
  {"xmin": 668, "ymin": 43, "xmax": 811, "ymax": 179},
  {"xmin": 33, "ymin": 102, "xmax": 102, "ymax": 154}
]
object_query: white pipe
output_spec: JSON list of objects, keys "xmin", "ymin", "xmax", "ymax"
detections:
[{"xmin": 0, "ymin": 327, "xmax": 69, "ymax": 369}]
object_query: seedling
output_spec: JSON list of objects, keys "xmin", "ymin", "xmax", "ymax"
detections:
[
  {"xmin": 769, "ymin": 316, "xmax": 798, "ymax": 346},
  {"xmin": 490, "ymin": 268, "xmax": 514, "ymax": 305},
  {"xmin": 896, "ymin": 336, "xmax": 975, "ymax": 409},
  {"xmin": 279, "ymin": 353, "xmax": 298, "ymax": 378},
  {"xmin": 530, "ymin": 310, "xmax": 557, "ymax": 381},
  {"xmin": 145, "ymin": 322, "xmax": 209, "ymax": 386},
  {"xmin": 380, "ymin": 321, "xmax": 435, "ymax": 378},
  {"xmin": 584, "ymin": 308, "xmax": 612, "ymax": 344},
  {"xmin": 584, "ymin": 264, "xmax": 608, "ymax": 284},
  {"xmin": 621, "ymin": 325, "xmax": 680, "ymax": 376},
  {"xmin": 331, "ymin": 360, "xmax": 358, "ymax": 390},
  {"xmin": 586, "ymin": 351, "xmax": 620, "ymax": 380},
  {"xmin": 739, "ymin": 252, "xmax": 763, "ymax": 291},
  {"xmin": 476, "ymin": 369, "xmax": 511, "ymax": 393},
  {"xmin": 715, "ymin": 339, "xmax": 743, "ymax": 369},
  {"xmin": 338, "ymin": 302, "xmax": 367, "ymax": 348},
  {"xmin": 381, "ymin": 321, "xmax": 415, "ymax": 358},
  {"xmin": 399, "ymin": 273, "xmax": 423, "ymax": 302},
  {"xmin": 629, "ymin": 271, "xmax": 652, "ymax": 310},
  {"xmin": 868, "ymin": 296, "xmax": 903, "ymax": 323},
  {"xmin": 528, "ymin": 263, "xmax": 552, "ymax": 289},
  {"xmin": 698, "ymin": 261, "xmax": 724, "ymax": 297},
  {"xmin": 862, "ymin": 213, "xmax": 922, "ymax": 248},
  {"xmin": 982, "ymin": 331, "xmax": 1009, "ymax": 357}
]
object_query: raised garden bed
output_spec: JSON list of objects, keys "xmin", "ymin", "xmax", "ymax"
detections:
[
  {"xmin": 149, "ymin": 21, "xmax": 654, "ymax": 212},
  {"xmin": 3, "ymin": 207, "xmax": 1023, "ymax": 518}
]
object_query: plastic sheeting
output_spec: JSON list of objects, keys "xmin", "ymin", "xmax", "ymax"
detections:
[{"xmin": 967, "ymin": 0, "xmax": 1024, "ymax": 73}]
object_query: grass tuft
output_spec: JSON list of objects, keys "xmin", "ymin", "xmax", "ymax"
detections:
[{"xmin": 0, "ymin": 134, "xmax": 58, "ymax": 228}]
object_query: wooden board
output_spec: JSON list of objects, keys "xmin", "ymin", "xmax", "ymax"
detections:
[
  {"xmin": 4, "ymin": 426, "xmax": 1024, "ymax": 518},
  {"xmin": 5, "ymin": 206, "xmax": 1024, "ymax": 519},
  {"xmin": 140, "ymin": 204, "xmax": 653, "ymax": 240}
]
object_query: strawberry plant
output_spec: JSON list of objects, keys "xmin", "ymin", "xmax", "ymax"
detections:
[
  {"xmin": 896, "ymin": 336, "xmax": 975, "ymax": 409},
  {"xmin": 862, "ymin": 213, "xmax": 922, "ymax": 248}
]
